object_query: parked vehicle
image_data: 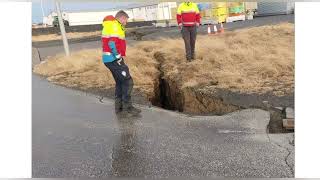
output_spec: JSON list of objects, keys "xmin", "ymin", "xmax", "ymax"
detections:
[{"xmin": 52, "ymin": 16, "xmax": 69, "ymax": 27}]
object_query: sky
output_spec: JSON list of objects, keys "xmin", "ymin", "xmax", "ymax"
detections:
[{"xmin": 32, "ymin": 1, "xmax": 137, "ymax": 23}]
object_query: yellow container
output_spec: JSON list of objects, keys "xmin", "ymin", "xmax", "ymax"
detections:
[
  {"xmin": 212, "ymin": 2, "xmax": 227, "ymax": 8},
  {"xmin": 213, "ymin": 7, "xmax": 228, "ymax": 16},
  {"xmin": 214, "ymin": 15, "xmax": 228, "ymax": 23}
]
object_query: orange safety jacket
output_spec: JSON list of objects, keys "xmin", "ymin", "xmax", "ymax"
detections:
[{"xmin": 176, "ymin": 2, "xmax": 201, "ymax": 26}]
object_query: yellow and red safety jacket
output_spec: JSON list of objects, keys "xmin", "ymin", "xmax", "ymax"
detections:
[
  {"xmin": 101, "ymin": 15, "xmax": 126, "ymax": 63},
  {"xmin": 176, "ymin": 2, "xmax": 201, "ymax": 26}
]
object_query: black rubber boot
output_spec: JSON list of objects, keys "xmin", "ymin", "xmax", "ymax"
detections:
[
  {"xmin": 128, "ymin": 105, "xmax": 141, "ymax": 114},
  {"xmin": 115, "ymin": 98, "xmax": 122, "ymax": 114},
  {"xmin": 121, "ymin": 101, "xmax": 141, "ymax": 117},
  {"xmin": 191, "ymin": 54, "xmax": 195, "ymax": 61},
  {"xmin": 117, "ymin": 111, "xmax": 137, "ymax": 118}
]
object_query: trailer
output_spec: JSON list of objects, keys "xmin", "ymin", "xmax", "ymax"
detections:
[
  {"xmin": 157, "ymin": 2, "xmax": 177, "ymax": 20},
  {"xmin": 65, "ymin": 10, "xmax": 116, "ymax": 26},
  {"xmin": 127, "ymin": 2, "xmax": 177, "ymax": 22},
  {"xmin": 44, "ymin": 2, "xmax": 177, "ymax": 27},
  {"xmin": 46, "ymin": 9, "xmax": 134, "ymax": 27}
]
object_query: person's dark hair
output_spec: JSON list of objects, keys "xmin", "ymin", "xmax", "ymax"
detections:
[{"xmin": 115, "ymin": 10, "xmax": 129, "ymax": 19}]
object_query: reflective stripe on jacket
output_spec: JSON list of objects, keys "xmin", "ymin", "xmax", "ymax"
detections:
[
  {"xmin": 176, "ymin": 2, "xmax": 201, "ymax": 26},
  {"xmin": 101, "ymin": 15, "xmax": 126, "ymax": 63}
]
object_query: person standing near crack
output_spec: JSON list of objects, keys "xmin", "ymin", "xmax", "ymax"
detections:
[
  {"xmin": 102, "ymin": 10, "xmax": 141, "ymax": 117},
  {"xmin": 177, "ymin": 1, "xmax": 201, "ymax": 62}
]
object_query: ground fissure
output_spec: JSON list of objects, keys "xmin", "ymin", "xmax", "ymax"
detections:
[
  {"xmin": 152, "ymin": 51, "xmax": 243, "ymax": 115},
  {"xmin": 33, "ymin": 23, "xmax": 295, "ymax": 131}
]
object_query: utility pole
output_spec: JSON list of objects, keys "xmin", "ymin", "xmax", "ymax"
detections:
[
  {"xmin": 40, "ymin": 0, "xmax": 46, "ymax": 26},
  {"xmin": 40, "ymin": 0, "xmax": 45, "ymax": 17},
  {"xmin": 55, "ymin": 0, "xmax": 70, "ymax": 56}
]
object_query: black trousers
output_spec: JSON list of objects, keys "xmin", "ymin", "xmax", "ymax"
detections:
[
  {"xmin": 181, "ymin": 26, "xmax": 197, "ymax": 60},
  {"xmin": 104, "ymin": 58, "xmax": 133, "ymax": 103}
]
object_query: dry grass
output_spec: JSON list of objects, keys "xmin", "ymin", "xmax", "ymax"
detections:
[
  {"xmin": 33, "ymin": 47, "xmax": 159, "ymax": 98},
  {"xmin": 33, "ymin": 23, "xmax": 294, "ymax": 99},
  {"xmin": 32, "ymin": 31, "xmax": 101, "ymax": 42},
  {"xmin": 153, "ymin": 23, "xmax": 295, "ymax": 96}
]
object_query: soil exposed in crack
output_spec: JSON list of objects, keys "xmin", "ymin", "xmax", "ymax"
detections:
[
  {"xmin": 266, "ymin": 107, "xmax": 294, "ymax": 134},
  {"xmin": 152, "ymin": 51, "xmax": 241, "ymax": 114},
  {"xmin": 151, "ymin": 51, "xmax": 293, "ymax": 119},
  {"xmin": 150, "ymin": 51, "xmax": 294, "ymax": 134}
]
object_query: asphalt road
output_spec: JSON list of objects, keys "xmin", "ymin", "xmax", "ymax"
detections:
[
  {"xmin": 34, "ymin": 14, "xmax": 294, "ymax": 60},
  {"xmin": 32, "ymin": 75, "xmax": 294, "ymax": 178}
]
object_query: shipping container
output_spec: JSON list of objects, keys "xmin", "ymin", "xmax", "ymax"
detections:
[
  {"xmin": 214, "ymin": 15, "xmax": 228, "ymax": 23},
  {"xmin": 228, "ymin": 2, "xmax": 245, "ymax": 15},
  {"xmin": 212, "ymin": 2, "xmax": 228, "ymax": 23},
  {"xmin": 213, "ymin": 7, "xmax": 228, "ymax": 16},
  {"xmin": 45, "ymin": 10, "xmax": 134, "ymax": 26},
  {"xmin": 229, "ymin": 5, "xmax": 244, "ymax": 14},
  {"xmin": 257, "ymin": 2, "xmax": 294, "ymax": 15}
]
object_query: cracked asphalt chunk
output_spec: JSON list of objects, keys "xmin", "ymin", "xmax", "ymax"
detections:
[{"xmin": 268, "ymin": 133, "xmax": 295, "ymax": 176}]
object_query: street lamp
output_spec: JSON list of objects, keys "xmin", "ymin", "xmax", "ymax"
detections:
[{"xmin": 54, "ymin": 0, "xmax": 70, "ymax": 56}]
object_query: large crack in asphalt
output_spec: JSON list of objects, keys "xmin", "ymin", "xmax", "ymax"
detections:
[
  {"xmin": 265, "ymin": 124, "xmax": 294, "ymax": 176},
  {"xmin": 284, "ymin": 144, "xmax": 294, "ymax": 176},
  {"xmin": 264, "ymin": 105, "xmax": 294, "ymax": 176}
]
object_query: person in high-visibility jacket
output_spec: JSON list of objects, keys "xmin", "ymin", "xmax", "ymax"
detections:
[
  {"xmin": 177, "ymin": 1, "xmax": 201, "ymax": 61},
  {"xmin": 102, "ymin": 10, "xmax": 141, "ymax": 117}
]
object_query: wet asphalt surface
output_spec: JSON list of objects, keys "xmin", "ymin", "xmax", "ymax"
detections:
[{"xmin": 32, "ymin": 75, "xmax": 294, "ymax": 178}]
